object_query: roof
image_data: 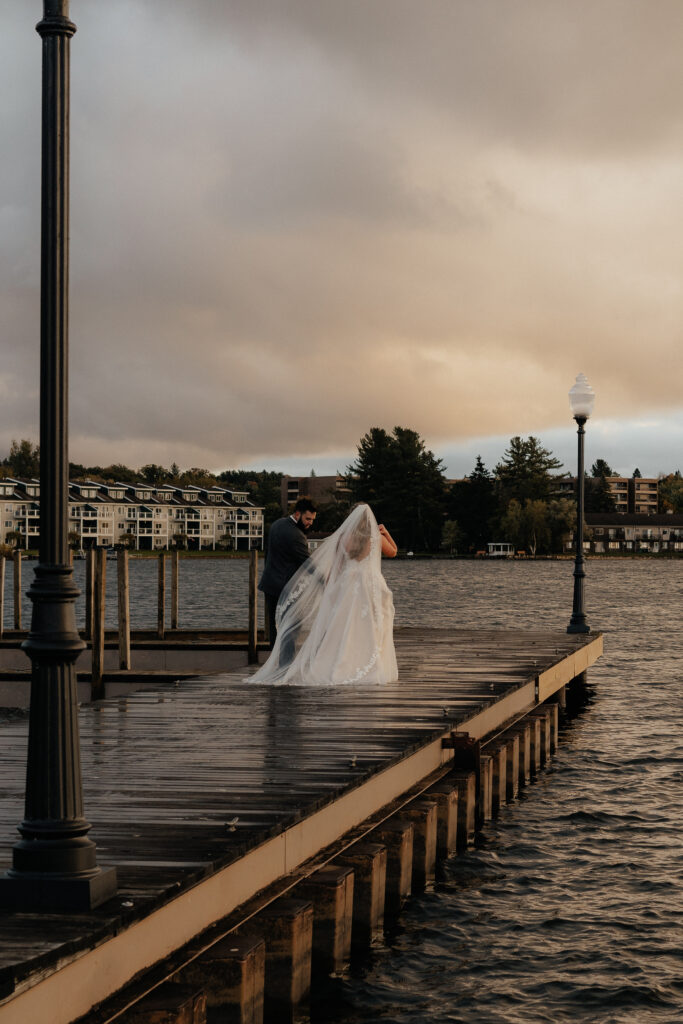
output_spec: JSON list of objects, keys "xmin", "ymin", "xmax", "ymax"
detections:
[{"xmin": 586, "ymin": 512, "xmax": 683, "ymax": 526}]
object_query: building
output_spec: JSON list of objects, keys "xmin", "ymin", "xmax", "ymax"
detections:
[
  {"xmin": 567, "ymin": 513, "xmax": 683, "ymax": 554},
  {"xmin": 280, "ymin": 474, "xmax": 352, "ymax": 512},
  {"xmin": 554, "ymin": 475, "xmax": 658, "ymax": 515},
  {"xmin": 0, "ymin": 478, "xmax": 264, "ymax": 551}
]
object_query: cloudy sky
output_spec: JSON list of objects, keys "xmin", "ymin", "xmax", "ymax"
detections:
[{"xmin": 2, "ymin": 1, "xmax": 682, "ymax": 478}]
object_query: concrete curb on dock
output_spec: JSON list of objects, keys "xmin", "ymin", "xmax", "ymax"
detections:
[{"xmin": 0, "ymin": 628, "xmax": 602, "ymax": 1024}]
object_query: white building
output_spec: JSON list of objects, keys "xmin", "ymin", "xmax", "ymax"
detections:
[{"xmin": 0, "ymin": 478, "xmax": 264, "ymax": 552}]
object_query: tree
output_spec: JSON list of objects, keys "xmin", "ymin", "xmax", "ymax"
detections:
[
  {"xmin": 441, "ymin": 519, "xmax": 463, "ymax": 555},
  {"xmin": 591, "ymin": 458, "xmax": 614, "ymax": 478},
  {"xmin": 348, "ymin": 427, "xmax": 446, "ymax": 551},
  {"xmin": 495, "ymin": 436, "xmax": 562, "ymax": 504},
  {"xmin": 633, "ymin": 467, "xmax": 642, "ymax": 478},
  {"xmin": 6, "ymin": 439, "xmax": 40, "ymax": 478},
  {"xmin": 659, "ymin": 471, "xmax": 683, "ymax": 513},
  {"xmin": 141, "ymin": 463, "xmax": 170, "ymax": 486},
  {"xmin": 447, "ymin": 456, "xmax": 497, "ymax": 552}
]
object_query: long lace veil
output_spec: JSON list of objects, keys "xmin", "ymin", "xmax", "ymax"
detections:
[{"xmin": 251, "ymin": 503, "xmax": 385, "ymax": 685}]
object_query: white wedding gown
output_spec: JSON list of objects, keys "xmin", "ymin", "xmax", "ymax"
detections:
[{"xmin": 250, "ymin": 504, "xmax": 398, "ymax": 686}]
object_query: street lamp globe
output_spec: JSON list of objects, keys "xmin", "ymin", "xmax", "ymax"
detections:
[{"xmin": 569, "ymin": 373, "xmax": 595, "ymax": 421}]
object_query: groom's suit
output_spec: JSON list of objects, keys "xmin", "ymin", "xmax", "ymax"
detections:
[{"xmin": 259, "ymin": 515, "xmax": 310, "ymax": 647}]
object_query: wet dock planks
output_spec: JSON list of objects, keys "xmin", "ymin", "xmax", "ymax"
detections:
[{"xmin": 0, "ymin": 627, "xmax": 602, "ymax": 1021}]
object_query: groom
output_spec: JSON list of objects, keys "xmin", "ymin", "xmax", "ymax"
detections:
[{"xmin": 259, "ymin": 497, "xmax": 317, "ymax": 649}]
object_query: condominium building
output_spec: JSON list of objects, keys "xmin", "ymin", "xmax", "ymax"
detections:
[
  {"xmin": 569, "ymin": 513, "xmax": 683, "ymax": 554},
  {"xmin": 0, "ymin": 478, "xmax": 264, "ymax": 551},
  {"xmin": 280, "ymin": 474, "xmax": 352, "ymax": 512},
  {"xmin": 554, "ymin": 475, "xmax": 658, "ymax": 515}
]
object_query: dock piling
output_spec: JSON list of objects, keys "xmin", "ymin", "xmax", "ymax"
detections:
[
  {"xmin": 180, "ymin": 934, "xmax": 265, "ymax": 1024},
  {"xmin": 240, "ymin": 897, "xmax": 313, "ymax": 1015},
  {"xmin": 158, "ymin": 552, "xmax": 166, "ymax": 640},
  {"xmin": 451, "ymin": 771, "xmax": 476, "ymax": 849},
  {"xmin": 374, "ymin": 819, "xmax": 413, "ymax": 918},
  {"xmin": 426, "ymin": 780, "xmax": 459, "ymax": 859},
  {"xmin": 248, "ymin": 549, "xmax": 258, "ymax": 665},
  {"xmin": 171, "ymin": 549, "xmax": 179, "ymax": 630},
  {"xmin": 337, "ymin": 842, "xmax": 387, "ymax": 949},
  {"xmin": 401, "ymin": 799, "xmax": 438, "ymax": 890},
  {"xmin": 297, "ymin": 864, "xmax": 354, "ymax": 975},
  {"xmin": 13, "ymin": 549, "xmax": 21, "ymax": 630},
  {"xmin": 118, "ymin": 548, "xmax": 131, "ymax": 671},
  {"xmin": 0, "ymin": 554, "xmax": 5, "ymax": 637},
  {"xmin": 92, "ymin": 547, "xmax": 106, "ymax": 700}
]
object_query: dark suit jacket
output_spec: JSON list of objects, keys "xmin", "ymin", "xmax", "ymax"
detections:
[{"xmin": 258, "ymin": 516, "xmax": 310, "ymax": 598}]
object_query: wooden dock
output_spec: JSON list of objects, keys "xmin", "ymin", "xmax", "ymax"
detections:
[{"xmin": 0, "ymin": 627, "xmax": 602, "ymax": 1024}]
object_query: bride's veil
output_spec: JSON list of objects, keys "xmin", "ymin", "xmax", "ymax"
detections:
[{"xmin": 251, "ymin": 503, "xmax": 383, "ymax": 685}]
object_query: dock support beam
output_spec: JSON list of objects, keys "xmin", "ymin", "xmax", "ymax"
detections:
[{"xmin": 0, "ymin": 0, "xmax": 116, "ymax": 912}]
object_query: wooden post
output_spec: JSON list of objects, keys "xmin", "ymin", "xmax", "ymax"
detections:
[
  {"xmin": 488, "ymin": 743, "xmax": 507, "ymax": 816},
  {"xmin": 374, "ymin": 819, "xmax": 413, "ymax": 918},
  {"xmin": 337, "ymin": 842, "xmax": 387, "ymax": 949},
  {"xmin": 13, "ymin": 550, "xmax": 21, "ymax": 630},
  {"xmin": 117, "ymin": 549, "xmax": 131, "ymax": 671},
  {"xmin": 0, "ymin": 556, "xmax": 5, "ymax": 638},
  {"xmin": 503, "ymin": 733, "xmax": 520, "ymax": 802},
  {"xmin": 401, "ymin": 799, "xmax": 437, "ymax": 891},
  {"xmin": 158, "ymin": 552, "xmax": 166, "ymax": 640},
  {"xmin": 248, "ymin": 548, "xmax": 258, "ymax": 664},
  {"xmin": 84, "ymin": 547, "xmax": 94, "ymax": 640},
  {"xmin": 297, "ymin": 864, "xmax": 354, "ymax": 975},
  {"xmin": 527, "ymin": 715, "xmax": 542, "ymax": 776},
  {"xmin": 479, "ymin": 754, "xmax": 493, "ymax": 822},
  {"xmin": 451, "ymin": 770, "xmax": 476, "ymax": 850},
  {"xmin": 426, "ymin": 780, "xmax": 459, "ymax": 860},
  {"xmin": 180, "ymin": 934, "xmax": 265, "ymax": 1024},
  {"xmin": 240, "ymin": 897, "xmax": 313, "ymax": 1013},
  {"xmin": 92, "ymin": 548, "xmax": 106, "ymax": 701},
  {"xmin": 529, "ymin": 707, "xmax": 552, "ymax": 766},
  {"xmin": 171, "ymin": 549, "xmax": 179, "ymax": 630}
]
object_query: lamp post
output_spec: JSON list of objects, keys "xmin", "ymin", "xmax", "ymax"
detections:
[
  {"xmin": 0, "ymin": 1, "xmax": 116, "ymax": 911},
  {"xmin": 567, "ymin": 373, "xmax": 595, "ymax": 635}
]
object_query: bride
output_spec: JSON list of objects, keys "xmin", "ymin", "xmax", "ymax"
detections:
[{"xmin": 250, "ymin": 503, "xmax": 398, "ymax": 686}]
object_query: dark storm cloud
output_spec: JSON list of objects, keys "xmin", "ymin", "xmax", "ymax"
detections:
[{"xmin": 1, "ymin": 0, "xmax": 682, "ymax": 471}]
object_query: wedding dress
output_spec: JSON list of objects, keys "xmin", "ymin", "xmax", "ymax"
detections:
[{"xmin": 250, "ymin": 503, "xmax": 398, "ymax": 686}]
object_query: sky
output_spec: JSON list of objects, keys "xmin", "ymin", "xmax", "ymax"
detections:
[{"xmin": 1, "ymin": 1, "xmax": 682, "ymax": 480}]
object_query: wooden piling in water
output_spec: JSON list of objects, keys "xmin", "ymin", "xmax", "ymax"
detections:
[
  {"xmin": 92, "ymin": 548, "xmax": 106, "ymax": 701},
  {"xmin": 488, "ymin": 743, "xmax": 507, "ymax": 816},
  {"xmin": 118, "ymin": 549, "xmax": 131, "ymax": 671},
  {"xmin": 12, "ymin": 550, "xmax": 21, "ymax": 630},
  {"xmin": 451, "ymin": 770, "xmax": 476, "ymax": 849},
  {"xmin": 84, "ymin": 547, "xmax": 94, "ymax": 640},
  {"xmin": 297, "ymin": 864, "xmax": 354, "ymax": 975},
  {"xmin": 158, "ymin": 552, "xmax": 166, "ymax": 640},
  {"xmin": 527, "ymin": 715, "xmax": 542, "ymax": 776},
  {"xmin": 240, "ymin": 898, "xmax": 313, "ymax": 1015},
  {"xmin": 528, "ymin": 707, "xmax": 551, "ymax": 766},
  {"xmin": 503, "ymin": 733, "xmax": 520, "ymax": 802},
  {"xmin": 180, "ymin": 934, "xmax": 265, "ymax": 1024},
  {"xmin": 374, "ymin": 819, "xmax": 413, "ymax": 918},
  {"xmin": 337, "ymin": 842, "xmax": 387, "ymax": 949},
  {"xmin": 426, "ymin": 780, "xmax": 459, "ymax": 860},
  {"xmin": 401, "ymin": 799, "xmax": 437, "ymax": 890},
  {"xmin": 171, "ymin": 549, "xmax": 179, "ymax": 631},
  {"xmin": 248, "ymin": 549, "xmax": 258, "ymax": 665},
  {"xmin": 479, "ymin": 753, "xmax": 493, "ymax": 822},
  {"xmin": 0, "ymin": 555, "xmax": 5, "ymax": 638},
  {"xmin": 509, "ymin": 721, "xmax": 531, "ymax": 788}
]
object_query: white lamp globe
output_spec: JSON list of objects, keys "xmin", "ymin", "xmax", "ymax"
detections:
[{"xmin": 569, "ymin": 373, "xmax": 595, "ymax": 420}]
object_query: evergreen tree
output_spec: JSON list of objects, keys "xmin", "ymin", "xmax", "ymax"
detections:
[
  {"xmin": 495, "ymin": 436, "xmax": 562, "ymax": 503},
  {"xmin": 348, "ymin": 427, "xmax": 446, "ymax": 551},
  {"xmin": 6, "ymin": 439, "xmax": 40, "ymax": 478},
  {"xmin": 447, "ymin": 456, "xmax": 497, "ymax": 552},
  {"xmin": 591, "ymin": 458, "xmax": 614, "ymax": 478}
]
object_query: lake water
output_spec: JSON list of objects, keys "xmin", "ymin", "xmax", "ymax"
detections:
[{"xmin": 3, "ymin": 557, "xmax": 682, "ymax": 1022}]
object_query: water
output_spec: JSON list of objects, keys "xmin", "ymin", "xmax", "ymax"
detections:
[{"xmin": 4, "ymin": 557, "xmax": 682, "ymax": 1022}]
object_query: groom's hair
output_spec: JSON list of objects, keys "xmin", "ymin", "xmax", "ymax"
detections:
[{"xmin": 294, "ymin": 497, "xmax": 317, "ymax": 514}]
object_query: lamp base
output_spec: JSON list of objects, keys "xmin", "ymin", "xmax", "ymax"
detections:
[
  {"xmin": 567, "ymin": 622, "xmax": 590, "ymax": 635},
  {"xmin": 0, "ymin": 866, "xmax": 117, "ymax": 912}
]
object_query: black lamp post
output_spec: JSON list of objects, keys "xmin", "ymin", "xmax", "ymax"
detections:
[
  {"xmin": 0, "ymin": 1, "xmax": 116, "ymax": 911},
  {"xmin": 567, "ymin": 373, "xmax": 595, "ymax": 635}
]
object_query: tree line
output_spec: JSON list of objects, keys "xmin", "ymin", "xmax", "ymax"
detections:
[{"xmin": 3, "ymin": 433, "xmax": 683, "ymax": 555}]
